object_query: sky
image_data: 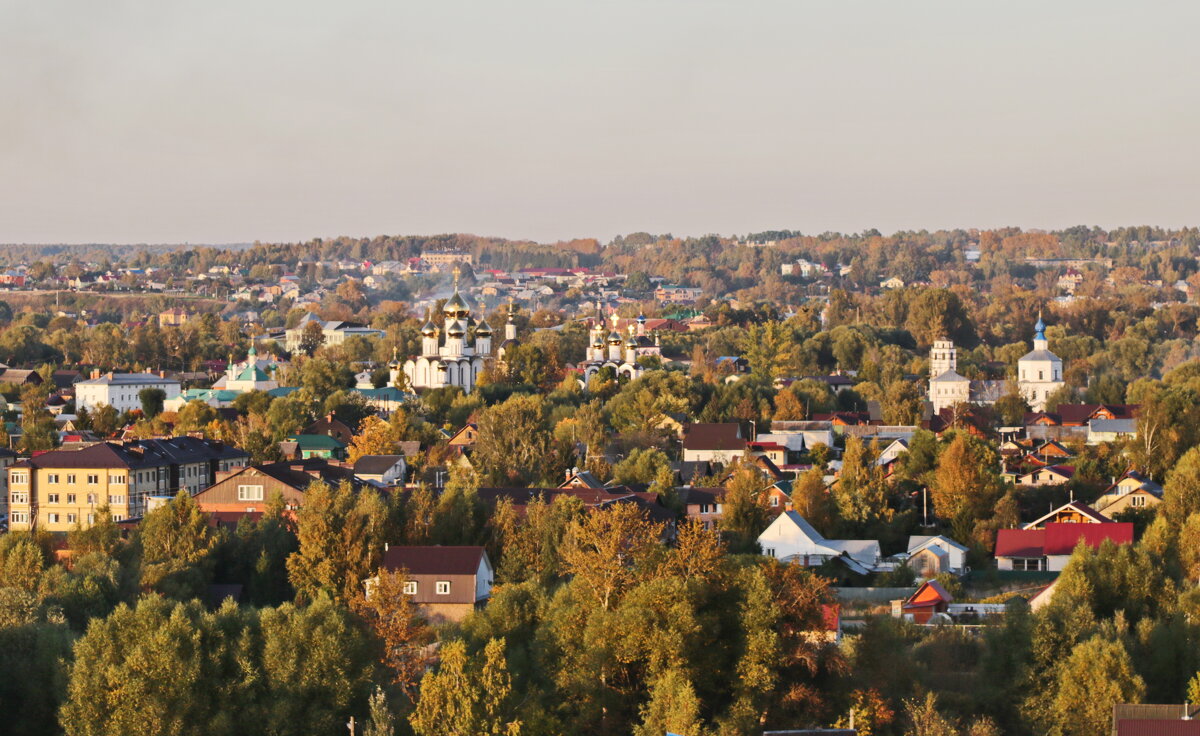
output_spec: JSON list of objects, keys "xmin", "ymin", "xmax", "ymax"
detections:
[{"xmin": 2, "ymin": 0, "xmax": 1198, "ymax": 245}]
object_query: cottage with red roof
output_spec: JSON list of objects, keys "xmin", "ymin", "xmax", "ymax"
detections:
[
  {"xmin": 995, "ymin": 521, "xmax": 1133, "ymax": 572},
  {"xmin": 898, "ymin": 579, "xmax": 954, "ymax": 624}
]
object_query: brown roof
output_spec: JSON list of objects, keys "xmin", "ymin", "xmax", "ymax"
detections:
[
  {"xmin": 19, "ymin": 442, "xmax": 168, "ymax": 470},
  {"xmin": 380, "ymin": 546, "xmax": 486, "ymax": 576},
  {"xmin": 1113, "ymin": 705, "xmax": 1200, "ymax": 736},
  {"xmin": 1116, "ymin": 720, "xmax": 1200, "ymax": 736},
  {"xmin": 353, "ymin": 455, "xmax": 404, "ymax": 476},
  {"xmin": 682, "ymin": 423, "xmax": 746, "ymax": 452}
]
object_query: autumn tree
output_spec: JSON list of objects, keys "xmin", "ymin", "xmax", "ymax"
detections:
[
  {"xmin": 562, "ymin": 503, "xmax": 662, "ymax": 611},
  {"xmin": 790, "ymin": 465, "xmax": 838, "ymax": 537},
  {"xmin": 348, "ymin": 414, "xmax": 400, "ymax": 463},
  {"xmin": 409, "ymin": 638, "xmax": 522, "ymax": 736},
  {"xmin": 287, "ymin": 480, "xmax": 389, "ymax": 604},
  {"xmin": 721, "ymin": 463, "xmax": 773, "ymax": 553}
]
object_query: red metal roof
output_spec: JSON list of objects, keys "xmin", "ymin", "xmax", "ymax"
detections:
[
  {"xmin": 995, "ymin": 529, "xmax": 1046, "ymax": 558},
  {"xmin": 1043, "ymin": 522, "xmax": 1133, "ymax": 555}
]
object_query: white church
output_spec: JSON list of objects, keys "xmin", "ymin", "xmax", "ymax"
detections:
[
  {"xmin": 928, "ymin": 314, "xmax": 1064, "ymax": 414},
  {"xmin": 581, "ymin": 310, "xmax": 661, "ymax": 384},
  {"xmin": 402, "ymin": 269, "xmax": 493, "ymax": 393}
]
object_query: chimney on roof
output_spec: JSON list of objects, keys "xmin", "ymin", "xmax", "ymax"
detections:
[{"xmin": 91, "ymin": 369, "xmax": 99, "ymax": 379}]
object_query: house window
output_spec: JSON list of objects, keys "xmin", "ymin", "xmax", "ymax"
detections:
[
  {"xmin": 770, "ymin": 495, "xmax": 780, "ymax": 507},
  {"xmin": 237, "ymin": 485, "xmax": 264, "ymax": 501},
  {"xmin": 1131, "ymin": 495, "xmax": 1146, "ymax": 507},
  {"xmin": 47, "ymin": 493, "xmax": 60, "ymax": 504},
  {"xmin": 403, "ymin": 582, "xmax": 418, "ymax": 595},
  {"xmin": 47, "ymin": 474, "xmax": 59, "ymax": 484},
  {"xmin": 87, "ymin": 475, "xmax": 99, "ymax": 485},
  {"xmin": 1038, "ymin": 371, "xmax": 1043, "ymax": 380},
  {"xmin": 66, "ymin": 494, "xmax": 76, "ymax": 504},
  {"xmin": 48, "ymin": 513, "xmax": 59, "ymax": 523},
  {"xmin": 765, "ymin": 548, "xmax": 776, "ymax": 557},
  {"xmin": 10, "ymin": 472, "xmax": 27, "ymax": 484},
  {"xmin": 10, "ymin": 512, "xmax": 26, "ymax": 524},
  {"xmin": 67, "ymin": 474, "xmax": 76, "ymax": 484},
  {"xmin": 435, "ymin": 581, "xmax": 451, "ymax": 595}
]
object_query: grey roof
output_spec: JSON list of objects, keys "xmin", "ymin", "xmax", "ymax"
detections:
[
  {"xmin": 1019, "ymin": 349, "xmax": 1062, "ymax": 363},
  {"xmin": 930, "ymin": 369, "xmax": 968, "ymax": 383},
  {"xmin": 77, "ymin": 372, "xmax": 181, "ymax": 386},
  {"xmin": 1090, "ymin": 418, "xmax": 1137, "ymax": 433},
  {"xmin": 907, "ymin": 534, "xmax": 969, "ymax": 554}
]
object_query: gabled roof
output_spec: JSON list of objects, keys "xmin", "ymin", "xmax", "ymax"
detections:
[
  {"xmin": 288, "ymin": 433, "xmax": 345, "ymax": 450},
  {"xmin": 17, "ymin": 442, "xmax": 169, "ymax": 469},
  {"xmin": 994, "ymin": 529, "xmax": 1046, "ymax": 558},
  {"xmin": 904, "ymin": 579, "xmax": 953, "ymax": 609},
  {"xmin": 1023, "ymin": 500, "xmax": 1108, "ymax": 529},
  {"xmin": 682, "ymin": 423, "xmax": 745, "ymax": 451},
  {"xmin": 380, "ymin": 545, "xmax": 486, "ymax": 576},
  {"xmin": 907, "ymin": 534, "xmax": 969, "ymax": 556},
  {"xmin": 353, "ymin": 455, "xmax": 404, "ymax": 475},
  {"xmin": 1043, "ymin": 522, "xmax": 1133, "ymax": 555},
  {"xmin": 77, "ymin": 372, "xmax": 180, "ymax": 386}
]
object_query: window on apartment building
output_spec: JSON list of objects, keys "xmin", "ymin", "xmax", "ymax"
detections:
[
  {"xmin": 87, "ymin": 475, "xmax": 99, "ymax": 484},
  {"xmin": 66, "ymin": 494, "xmax": 76, "ymax": 504},
  {"xmin": 48, "ymin": 513, "xmax": 59, "ymax": 523},
  {"xmin": 10, "ymin": 512, "xmax": 27, "ymax": 524},
  {"xmin": 87, "ymin": 493, "xmax": 97, "ymax": 504},
  {"xmin": 10, "ymin": 492, "xmax": 28, "ymax": 505},
  {"xmin": 237, "ymin": 485, "xmax": 264, "ymax": 501},
  {"xmin": 66, "ymin": 513, "xmax": 76, "ymax": 524},
  {"xmin": 403, "ymin": 582, "xmax": 417, "ymax": 595},
  {"xmin": 108, "ymin": 495, "xmax": 124, "ymax": 505},
  {"xmin": 109, "ymin": 474, "xmax": 126, "ymax": 484},
  {"xmin": 112, "ymin": 514, "xmax": 124, "ymax": 522},
  {"xmin": 67, "ymin": 474, "xmax": 76, "ymax": 484},
  {"xmin": 11, "ymin": 472, "xmax": 27, "ymax": 484},
  {"xmin": 47, "ymin": 474, "xmax": 59, "ymax": 484},
  {"xmin": 87, "ymin": 514, "xmax": 95, "ymax": 525},
  {"xmin": 435, "ymin": 581, "xmax": 451, "ymax": 595},
  {"xmin": 47, "ymin": 493, "xmax": 59, "ymax": 503}
]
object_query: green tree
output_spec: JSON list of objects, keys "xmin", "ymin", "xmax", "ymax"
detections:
[
  {"xmin": 634, "ymin": 668, "xmax": 704, "ymax": 736},
  {"xmin": 833, "ymin": 436, "xmax": 893, "ymax": 530},
  {"xmin": 19, "ymin": 382, "xmax": 56, "ymax": 453},
  {"xmin": 138, "ymin": 387, "xmax": 166, "ymax": 418},
  {"xmin": 138, "ymin": 490, "xmax": 215, "ymax": 599}
]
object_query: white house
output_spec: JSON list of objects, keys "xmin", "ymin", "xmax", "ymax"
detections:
[
  {"xmin": 75, "ymin": 372, "xmax": 182, "ymax": 414},
  {"xmin": 352, "ymin": 455, "xmax": 407, "ymax": 487},
  {"xmin": 757, "ymin": 511, "xmax": 882, "ymax": 573},
  {"xmin": 905, "ymin": 534, "xmax": 969, "ymax": 577}
]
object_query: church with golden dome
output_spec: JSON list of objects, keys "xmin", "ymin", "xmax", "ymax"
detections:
[
  {"xmin": 581, "ymin": 307, "xmax": 661, "ymax": 384},
  {"xmin": 402, "ymin": 268, "xmax": 492, "ymax": 392}
]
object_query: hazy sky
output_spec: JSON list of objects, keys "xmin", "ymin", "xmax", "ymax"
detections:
[{"xmin": 2, "ymin": 1, "xmax": 1198, "ymax": 245}]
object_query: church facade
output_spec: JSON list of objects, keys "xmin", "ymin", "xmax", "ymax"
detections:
[
  {"xmin": 1017, "ymin": 314, "xmax": 1064, "ymax": 412},
  {"xmin": 581, "ymin": 312, "xmax": 661, "ymax": 384},
  {"xmin": 403, "ymin": 270, "xmax": 492, "ymax": 393},
  {"xmin": 928, "ymin": 314, "xmax": 1062, "ymax": 414}
]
